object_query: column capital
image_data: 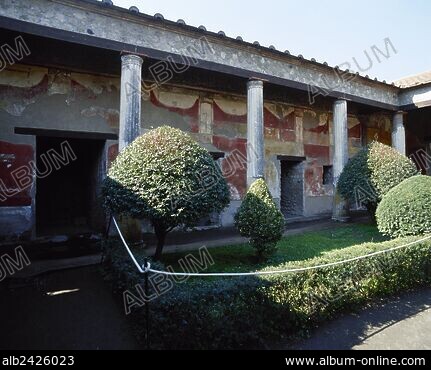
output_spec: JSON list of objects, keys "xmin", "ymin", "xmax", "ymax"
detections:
[
  {"xmin": 395, "ymin": 110, "xmax": 407, "ymax": 116},
  {"xmin": 333, "ymin": 98, "xmax": 347, "ymax": 106},
  {"xmin": 247, "ymin": 79, "xmax": 264, "ymax": 89},
  {"xmin": 121, "ymin": 54, "xmax": 144, "ymax": 66}
]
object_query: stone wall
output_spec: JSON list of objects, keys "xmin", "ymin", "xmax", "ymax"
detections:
[
  {"xmin": 0, "ymin": 65, "xmax": 118, "ymax": 240},
  {"xmin": 0, "ymin": 64, "xmax": 390, "ymax": 240}
]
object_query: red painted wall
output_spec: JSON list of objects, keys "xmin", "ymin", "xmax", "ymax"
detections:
[{"xmin": 0, "ymin": 141, "xmax": 34, "ymax": 207}]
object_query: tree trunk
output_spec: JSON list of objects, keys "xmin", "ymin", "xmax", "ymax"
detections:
[
  {"xmin": 153, "ymin": 223, "xmax": 167, "ymax": 261},
  {"xmin": 367, "ymin": 204, "xmax": 377, "ymax": 224}
]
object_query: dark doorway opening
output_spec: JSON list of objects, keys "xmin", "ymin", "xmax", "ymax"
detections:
[
  {"xmin": 280, "ymin": 159, "xmax": 304, "ymax": 218},
  {"xmin": 36, "ymin": 137, "xmax": 105, "ymax": 236}
]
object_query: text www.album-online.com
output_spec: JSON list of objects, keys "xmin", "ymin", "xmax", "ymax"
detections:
[{"xmin": 285, "ymin": 356, "xmax": 426, "ymax": 366}]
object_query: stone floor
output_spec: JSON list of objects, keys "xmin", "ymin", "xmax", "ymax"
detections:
[
  {"xmin": 0, "ymin": 266, "xmax": 139, "ymax": 350},
  {"xmin": 279, "ymin": 287, "xmax": 431, "ymax": 350}
]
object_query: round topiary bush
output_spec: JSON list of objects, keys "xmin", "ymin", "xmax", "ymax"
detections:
[
  {"xmin": 234, "ymin": 178, "xmax": 284, "ymax": 260},
  {"xmin": 337, "ymin": 141, "xmax": 418, "ymax": 214},
  {"xmin": 376, "ymin": 175, "xmax": 431, "ymax": 238},
  {"xmin": 103, "ymin": 126, "xmax": 230, "ymax": 259}
]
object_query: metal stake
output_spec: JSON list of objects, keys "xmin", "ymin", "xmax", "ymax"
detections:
[{"xmin": 144, "ymin": 257, "xmax": 150, "ymax": 350}]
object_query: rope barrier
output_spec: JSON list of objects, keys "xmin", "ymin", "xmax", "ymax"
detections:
[
  {"xmin": 112, "ymin": 217, "xmax": 146, "ymax": 274},
  {"xmin": 112, "ymin": 216, "xmax": 431, "ymax": 278}
]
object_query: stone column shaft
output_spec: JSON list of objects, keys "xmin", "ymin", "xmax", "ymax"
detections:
[
  {"xmin": 332, "ymin": 99, "xmax": 350, "ymax": 221},
  {"xmin": 118, "ymin": 54, "xmax": 144, "ymax": 243},
  {"xmin": 247, "ymin": 79, "xmax": 264, "ymax": 187},
  {"xmin": 119, "ymin": 54, "xmax": 143, "ymax": 150},
  {"xmin": 392, "ymin": 111, "xmax": 406, "ymax": 156}
]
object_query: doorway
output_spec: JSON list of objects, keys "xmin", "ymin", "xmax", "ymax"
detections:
[
  {"xmin": 36, "ymin": 137, "xmax": 105, "ymax": 236},
  {"xmin": 280, "ymin": 158, "xmax": 304, "ymax": 218}
]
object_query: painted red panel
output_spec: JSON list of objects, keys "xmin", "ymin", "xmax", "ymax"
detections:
[
  {"xmin": 150, "ymin": 91, "xmax": 199, "ymax": 119},
  {"xmin": 280, "ymin": 129, "xmax": 296, "ymax": 142},
  {"xmin": 213, "ymin": 135, "xmax": 247, "ymax": 154},
  {"xmin": 190, "ymin": 118, "xmax": 199, "ymax": 133},
  {"xmin": 348, "ymin": 123, "xmax": 361, "ymax": 139},
  {"xmin": 213, "ymin": 103, "xmax": 294, "ymax": 134},
  {"xmin": 304, "ymin": 165, "xmax": 324, "ymax": 196},
  {"xmin": 305, "ymin": 123, "xmax": 329, "ymax": 134},
  {"xmin": 213, "ymin": 135, "xmax": 247, "ymax": 197},
  {"xmin": 304, "ymin": 144, "xmax": 330, "ymax": 161},
  {"xmin": 0, "ymin": 75, "xmax": 49, "ymax": 103},
  {"xmin": 264, "ymin": 108, "xmax": 295, "ymax": 130},
  {"xmin": 0, "ymin": 141, "xmax": 34, "ymax": 207},
  {"xmin": 213, "ymin": 102, "xmax": 247, "ymax": 124}
]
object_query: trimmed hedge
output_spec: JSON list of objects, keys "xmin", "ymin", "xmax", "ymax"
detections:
[
  {"xmin": 102, "ymin": 126, "xmax": 230, "ymax": 259},
  {"xmin": 234, "ymin": 179, "xmax": 284, "ymax": 260},
  {"xmin": 104, "ymin": 234, "xmax": 431, "ymax": 349},
  {"xmin": 103, "ymin": 126, "xmax": 230, "ymax": 224},
  {"xmin": 376, "ymin": 175, "xmax": 431, "ymax": 238},
  {"xmin": 337, "ymin": 141, "xmax": 417, "ymax": 213}
]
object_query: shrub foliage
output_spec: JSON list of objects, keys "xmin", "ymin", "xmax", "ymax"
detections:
[
  {"xmin": 376, "ymin": 175, "xmax": 431, "ymax": 238},
  {"xmin": 104, "ymin": 235, "xmax": 431, "ymax": 349},
  {"xmin": 337, "ymin": 141, "xmax": 417, "ymax": 214},
  {"xmin": 103, "ymin": 126, "xmax": 230, "ymax": 259},
  {"xmin": 234, "ymin": 179, "xmax": 285, "ymax": 259}
]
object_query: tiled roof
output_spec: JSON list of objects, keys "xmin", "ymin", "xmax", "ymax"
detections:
[
  {"xmin": 96, "ymin": 0, "xmax": 397, "ymax": 87},
  {"xmin": 394, "ymin": 71, "xmax": 431, "ymax": 89}
]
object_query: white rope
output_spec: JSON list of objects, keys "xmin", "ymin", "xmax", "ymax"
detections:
[
  {"xmin": 112, "ymin": 217, "xmax": 431, "ymax": 277},
  {"xmin": 112, "ymin": 217, "xmax": 146, "ymax": 274}
]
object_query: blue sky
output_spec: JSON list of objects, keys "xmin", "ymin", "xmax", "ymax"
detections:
[{"xmin": 113, "ymin": 0, "xmax": 430, "ymax": 82}]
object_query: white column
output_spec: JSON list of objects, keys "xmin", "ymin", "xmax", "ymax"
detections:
[
  {"xmin": 392, "ymin": 111, "xmax": 406, "ymax": 155},
  {"xmin": 119, "ymin": 54, "xmax": 143, "ymax": 150},
  {"xmin": 118, "ymin": 54, "xmax": 144, "ymax": 244},
  {"xmin": 247, "ymin": 79, "xmax": 264, "ymax": 187},
  {"xmin": 332, "ymin": 99, "xmax": 350, "ymax": 222}
]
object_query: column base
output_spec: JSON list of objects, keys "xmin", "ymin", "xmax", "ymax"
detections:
[{"xmin": 332, "ymin": 191, "xmax": 350, "ymax": 223}]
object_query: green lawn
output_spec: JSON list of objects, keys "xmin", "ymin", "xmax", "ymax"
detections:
[{"xmin": 162, "ymin": 223, "xmax": 388, "ymax": 273}]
